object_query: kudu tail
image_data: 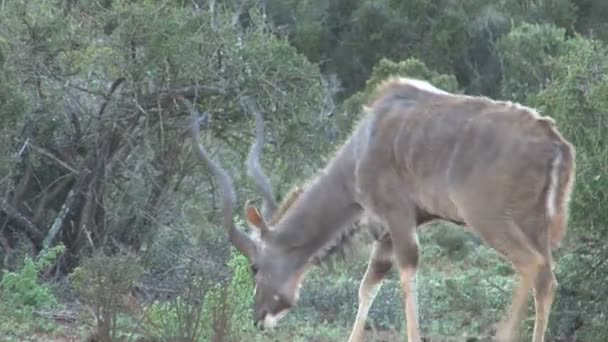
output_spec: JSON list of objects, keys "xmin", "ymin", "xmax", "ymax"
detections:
[{"xmin": 547, "ymin": 142, "xmax": 575, "ymax": 250}]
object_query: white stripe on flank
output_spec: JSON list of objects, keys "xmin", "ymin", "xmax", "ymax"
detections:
[{"xmin": 546, "ymin": 148, "xmax": 562, "ymax": 217}]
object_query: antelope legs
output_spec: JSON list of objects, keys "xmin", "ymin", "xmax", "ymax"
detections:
[
  {"xmin": 496, "ymin": 266, "xmax": 536, "ymax": 342},
  {"xmin": 532, "ymin": 260, "xmax": 557, "ymax": 342},
  {"xmin": 385, "ymin": 211, "xmax": 422, "ymax": 342},
  {"xmin": 355, "ymin": 165, "xmax": 422, "ymax": 341},
  {"xmin": 348, "ymin": 236, "xmax": 393, "ymax": 342},
  {"xmin": 496, "ymin": 256, "xmax": 555, "ymax": 342},
  {"xmin": 463, "ymin": 214, "xmax": 555, "ymax": 342}
]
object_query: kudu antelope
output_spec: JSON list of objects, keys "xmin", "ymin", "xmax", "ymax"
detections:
[{"xmin": 189, "ymin": 77, "xmax": 575, "ymax": 342}]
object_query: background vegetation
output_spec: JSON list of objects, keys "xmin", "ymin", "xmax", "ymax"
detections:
[{"xmin": 0, "ymin": 0, "xmax": 606, "ymax": 341}]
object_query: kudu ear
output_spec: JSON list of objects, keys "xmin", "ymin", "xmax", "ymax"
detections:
[{"xmin": 245, "ymin": 200, "xmax": 270, "ymax": 237}]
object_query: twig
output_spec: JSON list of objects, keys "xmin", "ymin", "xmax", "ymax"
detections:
[
  {"xmin": 33, "ymin": 173, "xmax": 74, "ymax": 223},
  {"xmin": 135, "ymin": 83, "xmax": 229, "ymax": 113},
  {"xmin": 17, "ymin": 138, "xmax": 29, "ymax": 157},
  {"xmin": 98, "ymin": 77, "xmax": 126, "ymax": 118},
  {"xmin": 483, "ymin": 277, "xmax": 510, "ymax": 296},
  {"xmin": 33, "ymin": 309, "xmax": 79, "ymax": 323},
  {"xmin": 65, "ymin": 83, "xmax": 108, "ymax": 98},
  {"xmin": 29, "ymin": 143, "xmax": 79, "ymax": 175}
]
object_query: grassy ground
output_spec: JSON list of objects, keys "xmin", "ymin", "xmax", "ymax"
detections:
[{"xmin": 1, "ymin": 223, "xmax": 564, "ymax": 342}]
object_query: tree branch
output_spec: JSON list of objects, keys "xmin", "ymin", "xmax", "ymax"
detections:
[
  {"xmin": 29, "ymin": 144, "xmax": 79, "ymax": 175},
  {"xmin": 135, "ymin": 83, "xmax": 230, "ymax": 114},
  {"xmin": 98, "ymin": 77, "xmax": 126, "ymax": 119},
  {"xmin": 33, "ymin": 174, "xmax": 75, "ymax": 224},
  {"xmin": 0, "ymin": 197, "xmax": 44, "ymax": 242},
  {"xmin": 42, "ymin": 188, "xmax": 77, "ymax": 249},
  {"xmin": 13, "ymin": 160, "xmax": 33, "ymax": 204}
]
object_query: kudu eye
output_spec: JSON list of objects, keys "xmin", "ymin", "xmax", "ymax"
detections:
[{"xmin": 250, "ymin": 264, "xmax": 259, "ymax": 274}]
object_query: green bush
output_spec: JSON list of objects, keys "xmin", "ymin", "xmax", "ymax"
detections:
[
  {"xmin": 0, "ymin": 245, "xmax": 64, "ymax": 308},
  {"xmin": 143, "ymin": 248, "xmax": 255, "ymax": 342},
  {"xmin": 70, "ymin": 252, "xmax": 144, "ymax": 342},
  {"xmin": 339, "ymin": 57, "xmax": 460, "ymax": 136},
  {"xmin": 0, "ymin": 244, "xmax": 65, "ymax": 339},
  {"xmin": 531, "ymin": 34, "xmax": 608, "ymax": 341},
  {"xmin": 498, "ymin": 22, "xmax": 568, "ymax": 102}
]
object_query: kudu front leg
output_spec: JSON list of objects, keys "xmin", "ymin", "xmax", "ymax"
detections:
[
  {"xmin": 355, "ymin": 156, "xmax": 421, "ymax": 341},
  {"xmin": 384, "ymin": 210, "xmax": 422, "ymax": 342},
  {"xmin": 348, "ymin": 236, "xmax": 393, "ymax": 342}
]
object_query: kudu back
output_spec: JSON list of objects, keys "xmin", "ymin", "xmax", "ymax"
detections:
[{"xmin": 188, "ymin": 77, "xmax": 575, "ymax": 342}]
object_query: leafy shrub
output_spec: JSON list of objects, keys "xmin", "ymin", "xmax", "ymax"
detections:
[
  {"xmin": 497, "ymin": 22, "xmax": 568, "ymax": 102},
  {"xmin": 343, "ymin": 57, "xmax": 459, "ymax": 113},
  {"xmin": 532, "ymin": 34, "xmax": 608, "ymax": 341},
  {"xmin": 144, "ymin": 248, "xmax": 255, "ymax": 342},
  {"xmin": 0, "ymin": 244, "xmax": 64, "ymax": 338},
  {"xmin": 0, "ymin": 245, "xmax": 64, "ymax": 308},
  {"xmin": 70, "ymin": 251, "xmax": 144, "ymax": 342},
  {"xmin": 339, "ymin": 57, "xmax": 460, "ymax": 136}
]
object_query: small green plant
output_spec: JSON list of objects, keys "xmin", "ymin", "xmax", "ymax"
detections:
[
  {"xmin": 0, "ymin": 244, "xmax": 65, "ymax": 338},
  {"xmin": 0, "ymin": 244, "xmax": 64, "ymax": 308},
  {"xmin": 143, "ymin": 247, "xmax": 211, "ymax": 342},
  {"xmin": 202, "ymin": 249, "xmax": 255, "ymax": 340},
  {"xmin": 144, "ymin": 248, "xmax": 255, "ymax": 342}
]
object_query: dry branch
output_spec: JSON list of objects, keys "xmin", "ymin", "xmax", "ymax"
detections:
[
  {"xmin": 0, "ymin": 197, "xmax": 44, "ymax": 242},
  {"xmin": 42, "ymin": 188, "xmax": 77, "ymax": 248},
  {"xmin": 29, "ymin": 144, "xmax": 79, "ymax": 175},
  {"xmin": 33, "ymin": 174, "xmax": 75, "ymax": 224},
  {"xmin": 135, "ymin": 83, "xmax": 230, "ymax": 113},
  {"xmin": 97, "ymin": 77, "xmax": 125, "ymax": 118}
]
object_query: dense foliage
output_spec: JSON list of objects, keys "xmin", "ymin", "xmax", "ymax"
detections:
[{"xmin": 0, "ymin": 0, "xmax": 606, "ymax": 341}]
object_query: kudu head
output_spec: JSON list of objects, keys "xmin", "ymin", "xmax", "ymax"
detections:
[{"xmin": 189, "ymin": 98, "xmax": 309, "ymax": 330}]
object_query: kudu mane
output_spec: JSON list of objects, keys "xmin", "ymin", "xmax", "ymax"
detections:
[{"xmin": 268, "ymin": 186, "xmax": 305, "ymax": 225}]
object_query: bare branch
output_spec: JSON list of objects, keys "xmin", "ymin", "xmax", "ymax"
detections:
[
  {"xmin": 17, "ymin": 138, "xmax": 30, "ymax": 157},
  {"xmin": 209, "ymin": 0, "xmax": 216, "ymax": 29},
  {"xmin": 0, "ymin": 233, "xmax": 12, "ymax": 267},
  {"xmin": 33, "ymin": 174, "xmax": 75, "ymax": 224},
  {"xmin": 136, "ymin": 84, "xmax": 229, "ymax": 114},
  {"xmin": 42, "ymin": 188, "xmax": 77, "ymax": 249},
  {"xmin": 0, "ymin": 197, "xmax": 43, "ymax": 242},
  {"xmin": 65, "ymin": 83, "xmax": 107, "ymax": 98},
  {"xmin": 13, "ymin": 160, "xmax": 33, "ymax": 203},
  {"xmin": 29, "ymin": 144, "xmax": 79, "ymax": 175},
  {"xmin": 97, "ymin": 77, "xmax": 125, "ymax": 119}
]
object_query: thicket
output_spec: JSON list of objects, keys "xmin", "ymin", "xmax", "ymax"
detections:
[{"xmin": 0, "ymin": 0, "xmax": 606, "ymax": 341}]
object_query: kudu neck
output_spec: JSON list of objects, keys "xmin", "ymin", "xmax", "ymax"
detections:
[{"xmin": 272, "ymin": 149, "xmax": 361, "ymax": 259}]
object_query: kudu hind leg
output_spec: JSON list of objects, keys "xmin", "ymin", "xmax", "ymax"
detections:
[
  {"xmin": 532, "ymin": 257, "xmax": 557, "ymax": 342},
  {"xmin": 465, "ymin": 216, "xmax": 547, "ymax": 342},
  {"xmin": 348, "ymin": 236, "xmax": 394, "ymax": 342},
  {"xmin": 499, "ymin": 253, "xmax": 554, "ymax": 342}
]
